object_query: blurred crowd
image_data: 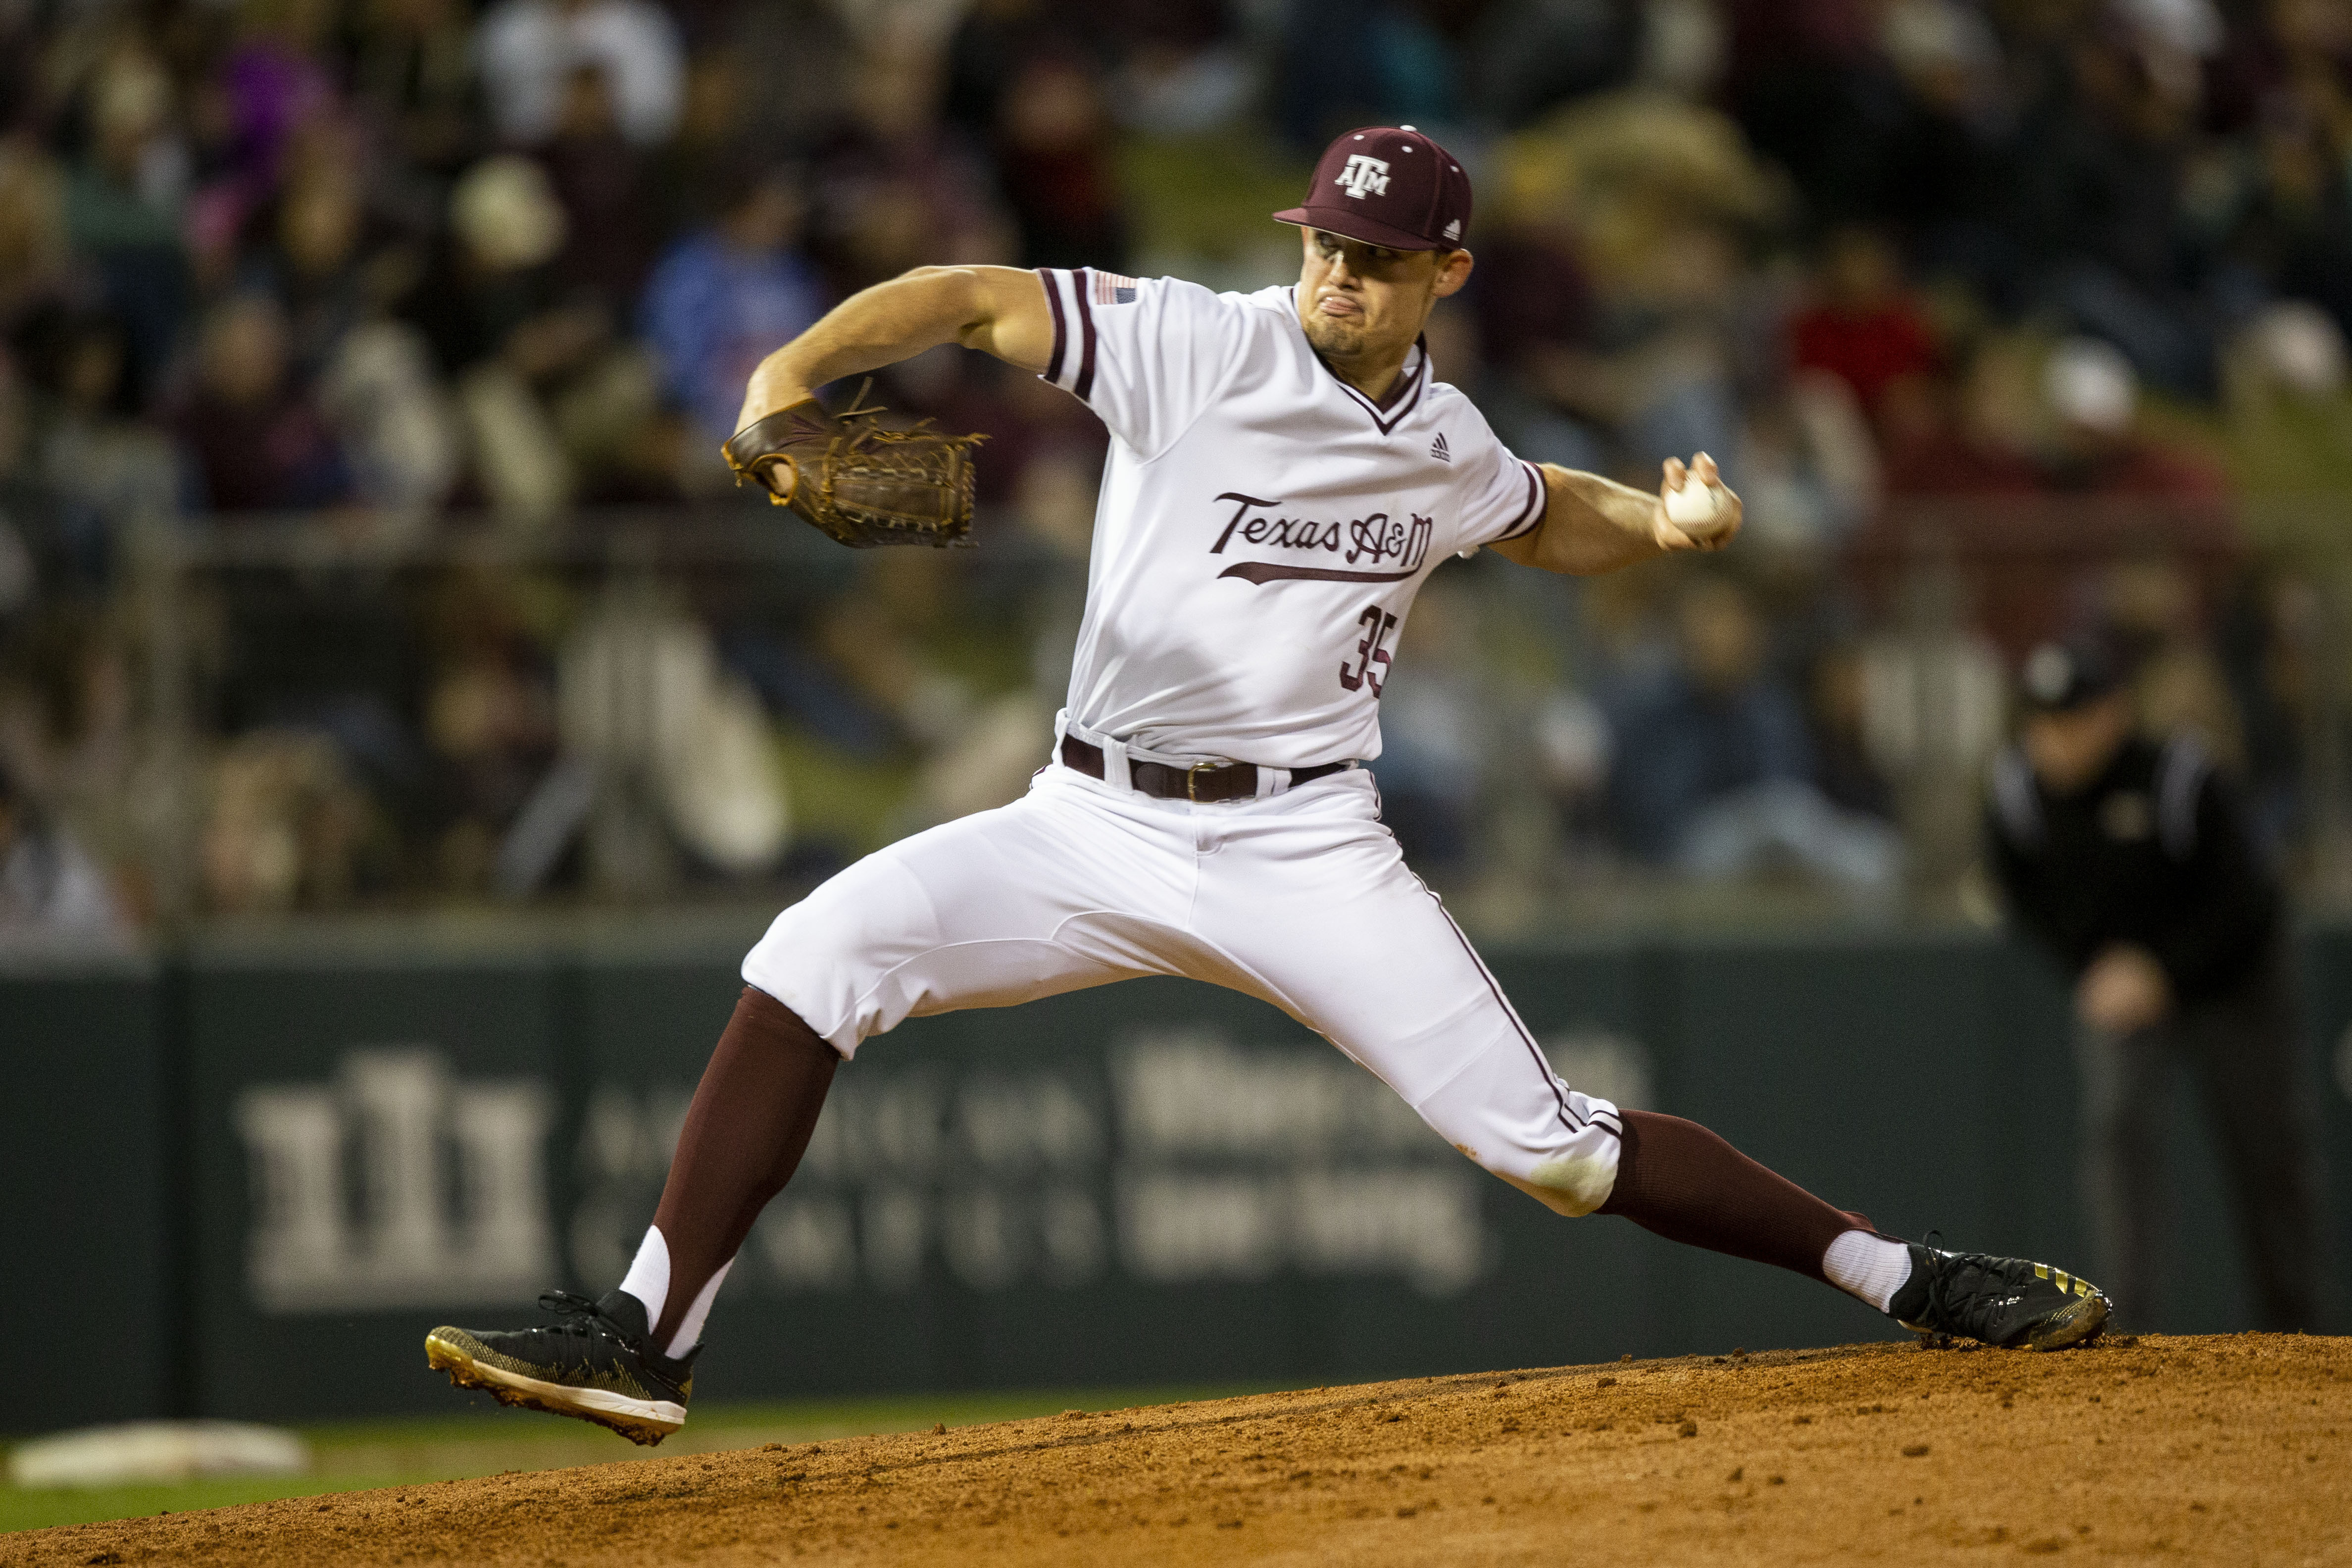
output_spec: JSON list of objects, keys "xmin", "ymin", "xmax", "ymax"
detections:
[{"xmin": 6, "ymin": 0, "xmax": 2352, "ymax": 941}]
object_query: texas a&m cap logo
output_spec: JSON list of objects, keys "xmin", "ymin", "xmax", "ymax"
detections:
[
  {"xmin": 1274, "ymin": 126, "xmax": 1472, "ymax": 252},
  {"xmin": 1335, "ymin": 152, "xmax": 1390, "ymax": 200}
]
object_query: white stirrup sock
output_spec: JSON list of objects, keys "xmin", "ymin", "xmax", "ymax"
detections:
[
  {"xmin": 666, "ymin": 1259, "xmax": 733, "ymax": 1360},
  {"xmin": 618, "ymin": 1226, "xmax": 671, "ymax": 1332},
  {"xmin": 1823, "ymin": 1229, "xmax": 1913, "ymax": 1313},
  {"xmin": 617, "ymin": 1227, "xmax": 734, "ymax": 1359}
]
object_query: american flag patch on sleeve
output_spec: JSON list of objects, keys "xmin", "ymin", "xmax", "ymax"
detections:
[{"xmin": 1093, "ymin": 272, "xmax": 1140, "ymax": 305}]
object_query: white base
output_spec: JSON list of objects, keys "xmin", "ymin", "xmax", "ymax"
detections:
[{"xmin": 8, "ymin": 1421, "xmax": 308, "ymax": 1489}]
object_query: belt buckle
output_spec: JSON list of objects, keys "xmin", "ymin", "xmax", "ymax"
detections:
[{"xmin": 1186, "ymin": 760, "xmax": 1215, "ymax": 802}]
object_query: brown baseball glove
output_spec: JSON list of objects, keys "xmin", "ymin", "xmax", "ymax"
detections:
[{"xmin": 721, "ymin": 387, "xmax": 986, "ymax": 549}]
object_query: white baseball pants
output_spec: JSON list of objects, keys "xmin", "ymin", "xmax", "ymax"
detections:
[{"xmin": 742, "ymin": 760, "xmax": 1623, "ymax": 1215}]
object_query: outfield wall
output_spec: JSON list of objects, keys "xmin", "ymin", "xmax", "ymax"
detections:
[{"xmin": 7, "ymin": 922, "xmax": 2347, "ymax": 1430}]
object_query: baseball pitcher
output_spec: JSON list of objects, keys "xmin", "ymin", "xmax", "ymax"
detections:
[{"xmin": 428, "ymin": 128, "xmax": 2108, "ymax": 1444}]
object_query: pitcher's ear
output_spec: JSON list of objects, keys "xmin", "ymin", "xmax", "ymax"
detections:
[{"xmin": 1433, "ymin": 248, "xmax": 1474, "ymax": 297}]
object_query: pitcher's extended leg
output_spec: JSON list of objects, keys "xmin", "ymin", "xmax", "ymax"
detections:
[
  {"xmin": 1191, "ymin": 774, "xmax": 2107, "ymax": 1350},
  {"xmin": 1591, "ymin": 1108, "xmax": 2099, "ymax": 1343},
  {"xmin": 420, "ymin": 987, "xmax": 837, "ymax": 1446},
  {"xmin": 426, "ymin": 771, "xmax": 1201, "ymax": 1441},
  {"xmin": 1600, "ymin": 1109, "xmax": 1874, "ymax": 1285},
  {"xmin": 618, "ymin": 987, "xmax": 840, "ymax": 1357}
]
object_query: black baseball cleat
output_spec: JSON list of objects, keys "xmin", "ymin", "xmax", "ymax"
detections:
[
  {"xmin": 1888, "ymin": 1244, "xmax": 2110, "ymax": 1351},
  {"xmin": 425, "ymin": 1289, "xmax": 694, "ymax": 1446}
]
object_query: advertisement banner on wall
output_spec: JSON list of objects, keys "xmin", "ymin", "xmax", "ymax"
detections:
[
  {"xmin": 185, "ymin": 939, "xmax": 569, "ymax": 1422},
  {"xmin": 138, "ymin": 923, "xmax": 2336, "ymax": 1425},
  {"xmin": 178, "ymin": 937, "xmax": 1693, "ymax": 1420}
]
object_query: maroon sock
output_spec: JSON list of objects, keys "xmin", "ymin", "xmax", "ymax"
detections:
[
  {"xmin": 648, "ymin": 986, "xmax": 840, "ymax": 1350},
  {"xmin": 1597, "ymin": 1110, "xmax": 1874, "ymax": 1284}
]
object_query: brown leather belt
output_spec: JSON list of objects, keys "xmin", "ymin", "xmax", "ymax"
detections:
[{"xmin": 1059, "ymin": 735, "xmax": 1351, "ymax": 803}]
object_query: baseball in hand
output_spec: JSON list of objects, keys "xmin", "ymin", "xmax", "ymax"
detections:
[
  {"xmin": 1659, "ymin": 453, "xmax": 1738, "ymax": 548},
  {"xmin": 1665, "ymin": 481, "xmax": 1720, "ymax": 528},
  {"xmin": 1664, "ymin": 457, "xmax": 1724, "ymax": 527}
]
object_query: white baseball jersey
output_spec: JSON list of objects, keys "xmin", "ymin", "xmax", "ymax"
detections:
[
  {"xmin": 1033, "ymin": 267, "xmax": 1546, "ymax": 768},
  {"xmin": 742, "ymin": 266, "xmax": 1622, "ymax": 1241}
]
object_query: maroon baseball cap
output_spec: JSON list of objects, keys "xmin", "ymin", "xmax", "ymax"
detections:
[{"xmin": 1274, "ymin": 125, "xmax": 1473, "ymax": 252}]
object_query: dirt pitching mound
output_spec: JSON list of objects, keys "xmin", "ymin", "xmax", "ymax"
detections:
[{"xmin": 10, "ymin": 1332, "xmax": 2348, "ymax": 1566}]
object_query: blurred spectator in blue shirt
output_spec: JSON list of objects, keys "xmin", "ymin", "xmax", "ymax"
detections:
[
  {"xmin": 641, "ymin": 163, "xmax": 826, "ymax": 449},
  {"xmin": 1606, "ymin": 573, "xmax": 1814, "ymax": 860},
  {"xmin": 1606, "ymin": 572, "xmax": 1901, "ymax": 890}
]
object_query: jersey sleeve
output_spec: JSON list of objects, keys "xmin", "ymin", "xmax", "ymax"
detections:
[
  {"xmin": 1036, "ymin": 269, "xmax": 1245, "ymax": 460},
  {"xmin": 1444, "ymin": 407, "xmax": 1547, "ymax": 554}
]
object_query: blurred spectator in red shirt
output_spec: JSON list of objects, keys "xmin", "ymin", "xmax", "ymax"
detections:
[
  {"xmin": 1788, "ymin": 226, "xmax": 1937, "ymax": 417},
  {"xmin": 1877, "ymin": 334, "xmax": 2046, "ymax": 498}
]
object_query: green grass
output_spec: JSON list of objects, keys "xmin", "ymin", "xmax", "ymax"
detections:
[
  {"xmin": 1, "ymin": 1475, "xmax": 384, "ymax": 1535},
  {"xmin": 0, "ymin": 1383, "xmax": 1284, "ymax": 1534}
]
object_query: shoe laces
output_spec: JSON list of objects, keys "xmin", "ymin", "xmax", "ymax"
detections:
[
  {"xmin": 1918, "ymin": 1247, "xmax": 2030, "ymax": 1327},
  {"xmin": 531, "ymin": 1290, "xmax": 621, "ymax": 1353}
]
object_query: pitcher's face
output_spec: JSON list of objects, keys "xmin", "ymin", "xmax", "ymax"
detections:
[{"xmin": 1297, "ymin": 229, "xmax": 1470, "ymax": 363}]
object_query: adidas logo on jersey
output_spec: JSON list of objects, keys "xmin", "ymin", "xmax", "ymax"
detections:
[{"xmin": 1430, "ymin": 433, "xmax": 1451, "ymax": 462}]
